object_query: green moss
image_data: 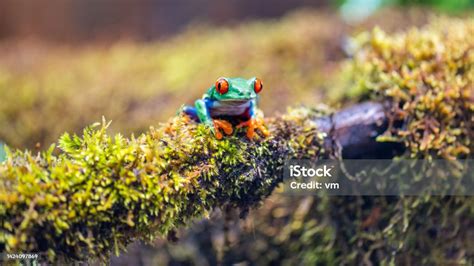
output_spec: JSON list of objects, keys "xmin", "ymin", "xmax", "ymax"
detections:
[
  {"xmin": 0, "ymin": 109, "xmax": 327, "ymax": 262},
  {"xmin": 339, "ymin": 16, "xmax": 473, "ymax": 159}
]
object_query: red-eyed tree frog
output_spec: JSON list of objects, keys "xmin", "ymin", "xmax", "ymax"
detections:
[{"xmin": 182, "ymin": 77, "xmax": 269, "ymax": 140}]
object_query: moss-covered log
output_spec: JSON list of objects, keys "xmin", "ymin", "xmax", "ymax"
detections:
[
  {"xmin": 0, "ymin": 100, "xmax": 403, "ymax": 262},
  {"xmin": 0, "ymin": 94, "xmax": 469, "ymax": 263}
]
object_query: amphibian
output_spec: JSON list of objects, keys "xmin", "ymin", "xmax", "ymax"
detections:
[{"xmin": 182, "ymin": 77, "xmax": 269, "ymax": 139}]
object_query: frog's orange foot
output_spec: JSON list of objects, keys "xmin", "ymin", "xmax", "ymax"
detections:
[
  {"xmin": 237, "ymin": 117, "xmax": 269, "ymax": 139},
  {"xmin": 213, "ymin": 119, "xmax": 233, "ymax": 140}
]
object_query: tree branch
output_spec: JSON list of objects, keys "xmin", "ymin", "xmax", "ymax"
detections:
[{"xmin": 0, "ymin": 101, "xmax": 403, "ymax": 262}]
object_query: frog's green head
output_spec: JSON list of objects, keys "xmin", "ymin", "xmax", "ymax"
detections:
[{"xmin": 206, "ymin": 77, "xmax": 263, "ymax": 101}]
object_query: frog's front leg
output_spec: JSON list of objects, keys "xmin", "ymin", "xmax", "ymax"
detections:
[
  {"xmin": 182, "ymin": 105, "xmax": 199, "ymax": 122},
  {"xmin": 236, "ymin": 100, "xmax": 269, "ymax": 139},
  {"xmin": 195, "ymin": 99, "xmax": 233, "ymax": 140}
]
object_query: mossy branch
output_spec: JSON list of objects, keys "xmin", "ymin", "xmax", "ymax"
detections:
[{"xmin": 0, "ymin": 101, "xmax": 400, "ymax": 262}]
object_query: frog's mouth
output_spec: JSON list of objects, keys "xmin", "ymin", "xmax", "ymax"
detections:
[
  {"xmin": 217, "ymin": 99, "xmax": 251, "ymax": 106},
  {"xmin": 210, "ymin": 99, "xmax": 252, "ymax": 117}
]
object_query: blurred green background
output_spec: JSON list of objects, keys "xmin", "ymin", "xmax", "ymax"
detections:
[{"xmin": 0, "ymin": 0, "xmax": 472, "ymax": 265}]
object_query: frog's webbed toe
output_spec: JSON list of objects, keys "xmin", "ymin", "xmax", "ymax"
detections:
[
  {"xmin": 237, "ymin": 117, "xmax": 269, "ymax": 139},
  {"xmin": 213, "ymin": 119, "xmax": 233, "ymax": 140}
]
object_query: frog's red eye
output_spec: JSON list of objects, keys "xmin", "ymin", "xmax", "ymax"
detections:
[
  {"xmin": 215, "ymin": 78, "xmax": 229, "ymax": 94},
  {"xmin": 254, "ymin": 78, "xmax": 263, "ymax": 94}
]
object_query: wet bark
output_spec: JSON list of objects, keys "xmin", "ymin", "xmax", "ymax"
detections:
[{"xmin": 314, "ymin": 102, "xmax": 405, "ymax": 159}]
